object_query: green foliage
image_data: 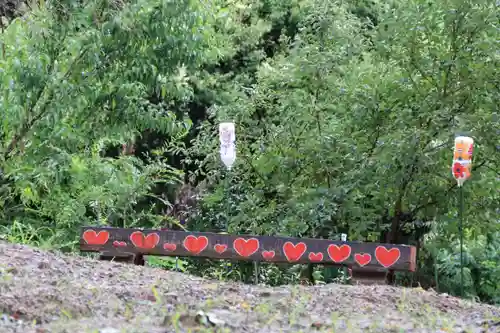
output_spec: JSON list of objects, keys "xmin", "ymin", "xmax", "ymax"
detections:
[
  {"xmin": 187, "ymin": 0, "xmax": 499, "ymax": 302},
  {"xmin": 0, "ymin": 0, "xmax": 220, "ymax": 248},
  {"xmin": 422, "ymin": 228, "xmax": 500, "ymax": 304},
  {"xmin": 0, "ymin": 0, "xmax": 498, "ymax": 304},
  {"xmin": 147, "ymin": 256, "xmax": 188, "ymax": 273}
]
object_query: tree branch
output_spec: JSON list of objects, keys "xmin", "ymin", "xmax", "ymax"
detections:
[
  {"xmin": 409, "ymin": 160, "xmax": 487, "ymax": 216},
  {"xmin": 2, "ymin": 46, "xmax": 90, "ymax": 161}
]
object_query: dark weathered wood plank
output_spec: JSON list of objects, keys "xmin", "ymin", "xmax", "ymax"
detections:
[{"xmin": 80, "ymin": 227, "xmax": 417, "ymax": 271}]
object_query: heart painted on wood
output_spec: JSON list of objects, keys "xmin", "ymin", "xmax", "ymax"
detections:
[
  {"xmin": 308, "ymin": 252, "xmax": 323, "ymax": 262},
  {"xmin": 183, "ymin": 235, "xmax": 208, "ymax": 254},
  {"xmin": 233, "ymin": 238, "xmax": 259, "ymax": 257},
  {"xmin": 82, "ymin": 230, "xmax": 109, "ymax": 245},
  {"xmin": 375, "ymin": 246, "xmax": 400, "ymax": 268},
  {"xmin": 354, "ymin": 253, "xmax": 371, "ymax": 267},
  {"xmin": 130, "ymin": 231, "xmax": 159, "ymax": 249},
  {"xmin": 214, "ymin": 244, "xmax": 227, "ymax": 254},
  {"xmin": 327, "ymin": 244, "xmax": 351, "ymax": 263},
  {"xmin": 283, "ymin": 242, "xmax": 307, "ymax": 262},
  {"xmin": 261, "ymin": 250, "xmax": 275, "ymax": 260},
  {"xmin": 112, "ymin": 241, "xmax": 126, "ymax": 247},
  {"xmin": 163, "ymin": 243, "xmax": 177, "ymax": 251}
]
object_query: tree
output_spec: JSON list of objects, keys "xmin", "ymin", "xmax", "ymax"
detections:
[
  {"xmin": 1, "ymin": 0, "xmax": 497, "ymax": 304},
  {"xmin": 188, "ymin": 0, "xmax": 499, "ymax": 300},
  {"xmin": 0, "ymin": 0, "xmax": 222, "ymax": 248}
]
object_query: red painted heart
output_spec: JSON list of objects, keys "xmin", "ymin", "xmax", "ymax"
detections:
[
  {"xmin": 233, "ymin": 238, "xmax": 259, "ymax": 257},
  {"xmin": 262, "ymin": 250, "xmax": 275, "ymax": 260},
  {"xmin": 308, "ymin": 252, "xmax": 323, "ymax": 262},
  {"xmin": 112, "ymin": 241, "xmax": 126, "ymax": 247},
  {"xmin": 354, "ymin": 253, "xmax": 371, "ymax": 267},
  {"xmin": 375, "ymin": 246, "xmax": 400, "ymax": 268},
  {"xmin": 328, "ymin": 244, "xmax": 351, "ymax": 263},
  {"xmin": 163, "ymin": 243, "xmax": 177, "ymax": 251},
  {"xmin": 214, "ymin": 244, "xmax": 227, "ymax": 254},
  {"xmin": 283, "ymin": 242, "xmax": 307, "ymax": 262},
  {"xmin": 183, "ymin": 235, "xmax": 208, "ymax": 254},
  {"xmin": 130, "ymin": 231, "xmax": 159, "ymax": 249},
  {"xmin": 83, "ymin": 230, "xmax": 109, "ymax": 245}
]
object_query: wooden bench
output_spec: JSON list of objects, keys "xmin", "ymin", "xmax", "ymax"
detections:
[{"xmin": 80, "ymin": 227, "xmax": 417, "ymax": 284}]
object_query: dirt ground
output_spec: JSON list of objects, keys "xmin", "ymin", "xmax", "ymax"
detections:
[{"xmin": 0, "ymin": 241, "xmax": 498, "ymax": 333}]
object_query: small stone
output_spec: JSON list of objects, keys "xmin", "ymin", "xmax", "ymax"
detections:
[
  {"xmin": 18, "ymin": 3, "xmax": 29, "ymax": 14},
  {"xmin": 207, "ymin": 312, "xmax": 225, "ymax": 326},
  {"xmin": 38, "ymin": 262, "xmax": 50, "ymax": 269},
  {"xmin": 1, "ymin": 314, "xmax": 12, "ymax": 323},
  {"xmin": 311, "ymin": 322, "xmax": 324, "ymax": 329},
  {"xmin": 1, "ymin": 17, "xmax": 9, "ymax": 27},
  {"xmin": 195, "ymin": 311, "xmax": 209, "ymax": 326}
]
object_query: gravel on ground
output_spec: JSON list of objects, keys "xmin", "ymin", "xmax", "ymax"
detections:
[{"xmin": 0, "ymin": 241, "xmax": 498, "ymax": 333}]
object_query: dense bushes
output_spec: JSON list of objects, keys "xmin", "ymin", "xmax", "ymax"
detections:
[{"xmin": 0, "ymin": 0, "xmax": 498, "ymax": 304}]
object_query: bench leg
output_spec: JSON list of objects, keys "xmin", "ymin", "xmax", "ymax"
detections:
[
  {"xmin": 350, "ymin": 267, "xmax": 388, "ymax": 285},
  {"xmin": 99, "ymin": 253, "xmax": 145, "ymax": 266}
]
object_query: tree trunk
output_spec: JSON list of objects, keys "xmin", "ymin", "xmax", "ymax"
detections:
[{"xmin": 386, "ymin": 197, "xmax": 403, "ymax": 285}]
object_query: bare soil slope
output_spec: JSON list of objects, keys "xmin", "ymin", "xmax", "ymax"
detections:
[{"xmin": 0, "ymin": 241, "xmax": 498, "ymax": 333}]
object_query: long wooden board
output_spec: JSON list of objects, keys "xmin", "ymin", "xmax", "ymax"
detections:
[{"xmin": 80, "ymin": 227, "xmax": 417, "ymax": 271}]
